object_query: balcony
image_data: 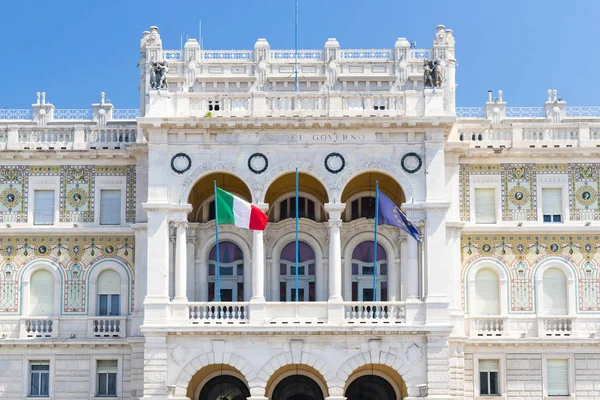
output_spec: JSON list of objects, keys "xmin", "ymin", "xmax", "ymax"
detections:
[
  {"xmin": 19, "ymin": 317, "xmax": 59, "ymax": 338},
  {"xmin": 0, "ymin": 316, "xmax": 130, "ymax": 340},
  {"xmin": 465, "ymin": 315, "xmax": 598, "ymax": 339},
  {"xmin": 87, "ymin": 316, "xmax": 127, "ymax": 338}
]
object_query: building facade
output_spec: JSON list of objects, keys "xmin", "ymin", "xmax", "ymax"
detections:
[{"xmin": 0, "ymin": 24, "xmax": 599, "ymax": 400}]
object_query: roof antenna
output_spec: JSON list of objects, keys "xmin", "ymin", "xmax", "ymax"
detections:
[{"xmin": 199, "ymin": 20, "xmax": 203, "ymax": 50}]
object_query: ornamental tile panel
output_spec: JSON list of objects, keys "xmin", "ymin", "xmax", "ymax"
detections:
[
  {"xmin": 0, "ymin": 166, "xmax": 28, "ymax": 223},
  {"xmin": 502, "ymin": 164, "xmax": 536, "ymax": 222}
]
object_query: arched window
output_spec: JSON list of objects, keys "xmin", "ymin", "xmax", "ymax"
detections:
[
  {"xmin": 474, "ymin": 269, "xmax": 500, "ymax": 315},
  {"xmin": 543, "ymin": 268, "xmax": 568, "ymax": 315},
  {"xmin": 30, "ymin": 270, "xmax": 54, "ymax": 316},
  {"xmin": 208, "ymin": 242, "xmax": 244, "ymax": 302},
  {"xmin": 97, "ymin": 270, "xmax": 121, "ymax": 316},
  {"xmin": 277, "ymin": 196, "xmax": 318, "ymax": 222},
  {"xmin": 351, "ymin": 241, "xmax": 388, "ymax": 301},
  {"xmin": 349, "ymin": 196, "xmax": 376, "ymax": 221},
  {"xmin": 280, "ymin": 242, "xmax": 316, "ymax": 301}
]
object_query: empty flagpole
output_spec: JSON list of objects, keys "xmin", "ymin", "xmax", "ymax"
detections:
[
  {"xmin": 373, "ymin": 181, "xmax": 379, "ymax": 301},
  {"xmin": 295, "ymin": 167, "xmax": 299, "ymax": 301},
  {"xmin": 294, "ymin": 0, "xmax": 299, "ymax": 92},
  {"xmin": 214, "ymin": 180, "xmax": 221, "ymax": 302}
]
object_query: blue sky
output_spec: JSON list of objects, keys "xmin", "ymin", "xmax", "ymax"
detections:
[{"xmin": 1, "ymin": 0, "xmax": 598, "ymax": 109}]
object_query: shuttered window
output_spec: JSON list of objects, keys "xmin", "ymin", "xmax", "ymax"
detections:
[
  {"xmin": 98, "ymin": 270, "xmax": 121, "ymax": 316},
  {"xmin": 479, "ymin": 359, "xmax": 499, "ymax": 395},
  {"xmin": 474, "ymin": 269, "xmax": 500, "ymax": 315},
  {"xmin": 547, "ymin": 359, "xmax": 569, "ymax": 396},
  {"xmin": 543, "ymin": 268, "xmax": 568, "ymax": 315},
  {"xmin": 474, "ymin": 189, "xmax": 496, "ymax": 224},
  {"xmin": 542, "ymin": 188, "xmax": 562, "ymax": 223},
  {"xmin": 34, "ymin": 190, "xmax": 55, "ymax": 225},
  {"xmin": 30, "ymin": 270, "xmax": 54, "ymax": 316},
  {"xmin": 97, "ymin": 360, "xmax": 118, "ymax": 396},
  {"xmin": 100, "ymin": 190, "xmax": 121, "ymax": 225}
]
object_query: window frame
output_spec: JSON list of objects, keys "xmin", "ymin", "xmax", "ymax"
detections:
[
  {"xmin": 542, "ymin": 354, "xmax": 573, "ymax": 398},
  {"xmin": 474, "ymin": 355, "xmax": 505, "ymax": 399},
  {"xmin": 94, "ymin": 176, "xmax": 127, "ymax": 226},
  {"xmin": 91, "ymin": 356, "xmax": 122, "ymax": 399},
  {"xmin": 271, "ymin": 191, "xmax": 323, "ymax": 222},
  {"xmin": 99, "ymin": 189, "xmax": 122, "ymax": 226},
  {"xmin": 23, "ymin": 356, "xmax": 54, "ymax": 399},
  {"xmin": 32, "ymin": 190, "xmax": 56, "ymax": 226},
  {"xmin": 469, "ymin": 176, "xmax": 502, "ymax": 224},
  {"xmin": 536, "ymin": 175, "xmax": 569, "ymax": 224},
  {"xmin": 98, "ymin": 294, "xmax": 121, "ymax": 316}
]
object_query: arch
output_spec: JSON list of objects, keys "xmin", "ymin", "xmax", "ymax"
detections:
[
  {"xmin": 463, "ymin": 257, "xmax": 510, "ymax": 315},
  {"xmin": 187, "ymin": 172, "xmax": 252, "ymax": 223},
  {"xmin": 174, "ymin": 352, "xmax": 256, "ymax": 398},
  {"xmin": 279, "ymin": 241, "xmax": 317, "ymax": 302},
  {"xmin": 269, "ymin": 190, "xmax": 326, "ymax": 223},
  {"xmin": 19, "ymin": 259, "xmax": 64, "ymax": 316},
  {"xmin": 336, "ymin": 349, "xmax": 417, "ymax": 398},
  {"xmin": 345, "ymin": 366, "xmax": 406, "ymax": 400},
  {"xmin": 268, "ymin": 228, "xmax": 326, "ymax": 301},
  {"xmin": 178, "ymin": 162, "xmax": 245, "ymax": 204},
  {"xmin": 340, "ymin": 172, "xmax": 405, "ymax": 218},
  {"xmin": 86, "ymin": 259, "xmax": 132, "ymax": 316},
  {"xmin": 259, "ymin": 162, "xmax": 333, "ymax": 204},
  {"xmin": 335, "ymin": 161, "xmax": 416, "ymax": 203},
  {"xmin": 271, "ymin": 374, "xmax": 325, "ymax": 400},
  {"xmin": 196, "ymin": 229, "xmax": 252, "ymax": 301},
  {"xmin": 532, "ymin": 257, "xmax": 577, "ymax": 315},
  {"xmin": 183, "ymin": 364, "xmax": 250, "ymax": 400},
  {"xmin": 342, "ymin": 228, "xmax": 399, "ymax": 301},
  {"xmin": 265, "ymin": 365, "xmax": 329, "ymax": 399},
  {"xmin": 349, "ymin": 241, "xmax": 389, "ymax": 301}
]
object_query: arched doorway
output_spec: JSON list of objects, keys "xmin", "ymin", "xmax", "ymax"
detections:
[
  {"xmin": 197, "ymin": 375, "xmax": 250, "ymax": 400},
  {"xmin": 271, "ymin": 375, "xmax": 325, "ymax": 400},
  {"xmin": 345, "ymin": 375, "xmax": 396, "ymax": 400}
]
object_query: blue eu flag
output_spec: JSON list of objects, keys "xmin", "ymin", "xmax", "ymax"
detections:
[{"xmin": 377, "ymin": 189, "xmax": 421, "ymax": 242}]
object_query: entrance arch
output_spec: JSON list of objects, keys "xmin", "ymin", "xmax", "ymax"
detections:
[
  {"xmin": 345, "ymin": 375, "xmax": 396, "ymax": 400},
  {"xmin": 187, "ymin": 172, "xmax": 251, "ymax": 223},
  {"xmin": 198, "ymin": 375, "xmax": 250, "ymax": 400},
  {"xmin": 271, "ymin": 375, "xmax": 325, "ymax": 400}
]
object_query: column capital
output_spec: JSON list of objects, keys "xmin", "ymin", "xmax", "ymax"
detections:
[
  {"xmin": 324, "ymin": 202, "xmax": 346, "ymax": 221},
  {"xmin": 255, "ymin": 202, "xmax": 269, "ymax": 213},
  {"xmin": 142, "ymin": 202, "xmax": 172, "ymax": 213},
  {"xmin": 172, "ymin": 220, "xmax": 188, "ymax": 229},
  {"xmin": 131, "ymin": 223, "xmax": 148, "ymax": 232}
]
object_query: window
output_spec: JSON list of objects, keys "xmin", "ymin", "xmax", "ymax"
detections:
[
  {"xmin": 350, "ymin": 196, "xmax": 376, "ymax": 220},
  {"xmin": 547, "ymin": 359, "xmax": 569, "ymax": 396},
  {"xmin": 98, "ymin": 295, "xmax": 120, "ymax": 316},
  {"xmin": 542, "ymin": 188, "xmax": 562, "ymax": 223},
  {"xmin": 208, "ymin": 242, "xmax": 244, "ymax": 302},
  {"xmin": 97, "ymin": 360, "xmax": 117, "ymax": 397},
  {"xmin": 278, "ymin": 196, "xmax": 316, "ymax": 221},
  {"xmin": 351, "ymin": 241, "xmax": 388, "ymax": 301},
  {"xmin": 29, "ymin": 361, "xmax": 50, "ymax": 397},
  {"xmin": 30, "ymin": 270, "xmax": 54, "ymax": 316},
  {"xmin": 542, "ymin": 268, "xmax": 568, "ymax": 315},
  {"xmin": 474, "ymin": 269, "xmax": 500, "ymax": 315},
  {"xmin": 97, "ymin": 270, "xmax": 121, "ymax": 316},
  {"xmin": 100, "ymin": 190, "xmax": 121, "ymax": 225},
  {"xmin": 34, "ymin": 190, "xmax": 55, "ymax": 225},
  {"xmin": 279, "ymin": 241, "xmax": 316, "ymax": 301},
  {"xmin": 474, "ymin": 188, "xmax": 496, "ymax": 224},
  {"xmin": 479, "ymin": 359, "xmax": 499, "ymax": 396}
]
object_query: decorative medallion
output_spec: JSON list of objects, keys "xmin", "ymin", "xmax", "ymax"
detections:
[
  {"xmin": 324, "ymin": 153, "xmax": 345, "ymax": 174},
  {"xmin": 171, "ymin": 153, "xmax": 192, "ymax": 174},
  {"xmin": 508, "ymin": 185, "xmax": 530, "ymax": 207},
  {"xmin": 547, "ymin": 242, "xmax": 562, "ymax": 255},
  {"xmin": 69, "ymin": 244, "xmax": 82, "ymax": 261},
  {"xmin": 35, "ymin": 244, "xmax": 49, "ymax": 257},
  {"xmin": 0, "ymin": 188, "xmax": 21, "ymax": 209},
  {"xmin": 512, "ymin": 242, "xmax": 528, "ymax": 258},
  {"xmin": 576, "ymin": 185, "xmax": 597, "ymax": 206},
  {"xmin": 401, "ymin": 152, "xmax": 423, "ymax": 174},
  {"xmin": 2, "ymin": 244, "xmax": 14, "ymax": 258},
  {"xmin": 510, "ymin": 166, "xmax": 526, "ymax": 180},
  {"xmin": 67, "ymin": 188, "xmax": 88, "ymax": 208},
  {"xmin": 102, "ymin": 244, "xmax": 116, "ymax": 257},
  {"xmin": 578, "ymin": 165, "xmax": 594, "ymax": 179},
  {"xmin": 247, "ymin": 153, "xmax": 268, "ymax": 174},
  {"xmin": 581, "ymin": 241, "xmax": 596, "ymax": 261},
  {"xmin": 479, "ymin": 242, "xmax": 494, "ymax": 256}
]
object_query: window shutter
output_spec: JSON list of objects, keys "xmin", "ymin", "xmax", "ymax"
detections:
[
  {"xmin": 547, "ymin": 359, "xmax": 569, "ymax": 396},
  {"xmin": 34, "ymin": 190, "xmax": 55, "ymax": 225},
  {"xmin": 479, "ymin": 359, "xmax": 499, "ymax": 371},
  {"xmin": 542, "ymin": 188, "xmax": 562, "ymax": 215},
  {"xmin": 474, "ymin": 189, "xmax": 496, "ymax": 223},
  {"xmin": 543, "ymin": 268, "xmax": 568, "ymax": 315},
  {"xmin": 30, "ymin": 270, "xmax": 54, "ymax": 316},
  {"xmin": 97, "ymin": 360, "xmax": 118, "ymax": 374},
  {"xmin": 97, "ymin": 270, "xmax": 121, "ymax": 294},
  {"xmin": 474, "ymin": 269, "xmax": 500, "ymax": 315},
  {"xmin": 100, "ymin": 190, "xmax": 121, "ymax": 225}
]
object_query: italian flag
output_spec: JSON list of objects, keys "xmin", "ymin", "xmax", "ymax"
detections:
[{"xmin": 215, "ymin": 187, "xmax": 268, "ymax": 230}]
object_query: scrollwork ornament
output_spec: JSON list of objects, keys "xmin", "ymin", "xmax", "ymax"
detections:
[
  {"xmin": 248, "ymin": 153, "xmax": 268, "ymax": 174},
  {"xmin": 401, "ymin": 152, "xmax": 422, "ymax": 174},
  {"xmin": 324, "ymin": 152, "xmax": 345, "ymax": 174},
  {"xmin": 171, "ymin": 153, "xmax": 192, "ymax": 174}
]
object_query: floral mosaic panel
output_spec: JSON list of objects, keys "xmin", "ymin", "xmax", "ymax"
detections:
[
  {"xmin": 570, "ymin": 164, "xmax": 600, "ymax": 221},
  {"xmin": 462, "ymin": 233, "xmax": 600, "ymax": 312},
  {"xmin": 0, "ymin": 235, "xmax": 134, "ymax": 313},
  {"xmin": 0, "ymin": 165, "xmax": 136, "ymax": 224},
  {"xmin": 502, "ymin": 164, "xmax": 536, "ymax": 221}
]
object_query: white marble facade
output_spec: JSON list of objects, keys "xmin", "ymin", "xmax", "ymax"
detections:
[{"xmin": 0, "ymin": 24, "xmax": 599, "ymax": 400}]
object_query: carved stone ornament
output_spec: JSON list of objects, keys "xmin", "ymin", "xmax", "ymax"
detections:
[
  {"xmin": 248, "ymin": 153, "xmax": 268, "ymax": 174},
  {"xmin": 171, "ymin": 153, "xmax": 192, "ymax": 174},
  {"xmin": 405, "ymin": 343, "xmax": 423, "ymax": 365},
  {"xmin": 401, "ymin": 152, "xmax": 422, "ymax": 174},
  {"xmin": 324, "ymin": 152, "xmax": 345, "ymax": 174}
]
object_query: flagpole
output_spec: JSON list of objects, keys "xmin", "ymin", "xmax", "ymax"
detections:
[
  {"xmin": 294, "ymin": 0, "xmax": 299, "ymax": 92},
  {"xmin": 373, "ymin": 181, "xmax": 379, "ymax": 301},
  {"xmin": 295, "ymin": 167, "xmax": 299, "ymax": 302},
  {"xmin": 214, "ymin": 181, "xmax": 221, "ymax": 302}
]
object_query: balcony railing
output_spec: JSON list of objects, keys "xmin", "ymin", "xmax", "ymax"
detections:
[
  {"xmin": 465, "ymin": 315, "xmax": 587, "ymax": 339},
  {"xmin": 20, "ymin": 318, "xmax": 59, "ymax": 338},
  {"xmin": 469, "ymin": 316, "xmax": 505, "ymax": 337},
  {"xmin": 539, "ymin": 316, "xmax": 573, "ymax": 337},
  {"xmin": 189, "ymin": 302, "xmax": 249, "ymax": 324},
  {"xmin": 344, "ymin": 302, "xmax": 405, "ymax": 323},
  {"xmin": 88, "ymin": 316, "xmax": 126, "ymax": 338}
]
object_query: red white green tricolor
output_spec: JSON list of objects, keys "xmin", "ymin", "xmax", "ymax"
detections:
[{"xmin": 215, "ymin": 187, "xmax": 268, "ymax": 230}]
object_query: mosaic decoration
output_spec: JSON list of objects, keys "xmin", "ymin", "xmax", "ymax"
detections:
[
  {"xmin": 0, "ymin": 165, "xmax": 136, "ymax": 224},
  {"xmin": 460, "ymin": 163, "xmax": 600, "ymax": 222},
  {"xmin": 462, "ymin": 234, "xmax": 600, "ymax": 312},
  {"xmin": 502, "ymin": 164, "xmax": 536, "ymax": 221},
  {"xmin": 0, "ymin": 235, "xmax": 134, "ymax": 313},
  {"xmin": 0, "ymin": 166, "xmax": 28, "ymax": 222}
]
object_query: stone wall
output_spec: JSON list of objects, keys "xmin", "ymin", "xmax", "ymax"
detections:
[
  {"xmin": 505, "ymin": 353, "xmax": 543, "ymax": 399},
  {"xmin": 575, "ymin": 354, "xmax": 600, "ymax": 400}
]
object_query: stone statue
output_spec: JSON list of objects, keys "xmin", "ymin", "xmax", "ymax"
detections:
[
  {"xmin": 149, "ymin": 61, "xmax": 158, "ymax": 89},
  {"xmin": 433, "ymin": 60, "xmax": 443, "ymax": 87},
  {"xmin": 423, "ymin": 60, "xmax": 434, "ymax": 88},
  {"xmin": 150, "ymin": 60, "xmax": 168, "ymax": 90}
]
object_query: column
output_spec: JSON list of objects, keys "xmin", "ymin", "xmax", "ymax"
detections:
[
  {"xmin": 131, "ymin": 224, "xmax": 148, "ymax": 336},
  {"xmin": 186, "ymin": 231, "xmax": 197, "ymax": 301},
  {"xmin": 325, "ymin": 203, "xmax": 345, "ymax": 325},
  {"xmin": 168, "ymin": 232, "xmax": 175, "ymax": 300},
  {"xmin": 173, "ymin": 221, "xmax": 188, "ymax": 300},
  {"xmin": 404, "ymin": 234, "xmax": 420, "ymax": 299},
  {"xmin": 249, "ymin": 203, "xmax": 268, "ymax": 324}
]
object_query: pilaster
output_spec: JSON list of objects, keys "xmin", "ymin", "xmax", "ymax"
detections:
[
  {"xmin": 425, "ymin": 333, "xmax": 452, "ymax": 400},
  {"xmin": 140, "ymin": 332, "xmax": 169, "ymax": 400}
]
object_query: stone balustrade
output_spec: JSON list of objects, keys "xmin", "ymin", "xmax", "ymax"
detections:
[
  {"xmin": 19, "ymin": 318, "xmax": 58, "ymax": 338},
  {"xmin": 469, "ymin": 316, "xmax": 506, "ymax": 337},
  {"xmin": 87, "ymin": 317, "xmax": 127, "ymax": 338},
  {"xmin": 465, "ymin": 315, "xmax": 595, "ymax": 339},
  {"xmin": 344, "ymin": 302, "xmax": 405, "ymax": 324}
]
